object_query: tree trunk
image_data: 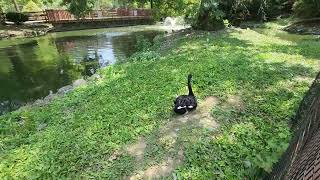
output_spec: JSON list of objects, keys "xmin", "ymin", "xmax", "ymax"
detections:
[
  {"xmin": 0, "ymin": 5, "xmax": 4, "ymax": 24},
  {"xmin": 12, "ymin": 0, "xmax": 20, "ymax": 12},
  {"xmin": 150, "ymin": 0, "xmax": 153, "ymax": 9},
  {"xmin": 194, "ymin": 0, "xmax": 225, "ymax": 31}
]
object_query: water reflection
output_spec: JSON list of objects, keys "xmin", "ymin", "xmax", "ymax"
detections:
[{"xmin": 0, "ymin": 30, "xmax": 160, "ymax": 114}]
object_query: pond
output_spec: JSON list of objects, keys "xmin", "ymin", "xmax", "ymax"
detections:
[{"xmin": 0, "ymin": 25, "xmax": 184, "ymax": 115}]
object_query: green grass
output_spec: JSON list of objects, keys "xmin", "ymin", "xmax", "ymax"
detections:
[{"xmin": 1, "ymin": 21, "xmax": 320, "ymax": 179}]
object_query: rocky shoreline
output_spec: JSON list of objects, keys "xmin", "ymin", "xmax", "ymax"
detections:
[
  {"xmin": 0, "ymin": 23, "xmax": 53, "ymax": 40},
  {"xmin": 31, "ymin": 74, "xmax": 102, "ymax": 107},
  {"xmin": 284, "ymin": 18, "xmax": 320, "ymax": 35}
]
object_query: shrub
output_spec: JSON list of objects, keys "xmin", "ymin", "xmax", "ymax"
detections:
[
  {"xmin": 130, "ymin": 51, "xmax": 161, "ymax": 62},
  {"xmin": 294, "ymin": 0, "xmax": 320, "ymax": 18},
  {"xmin": 5, "ymin": 12, "xmax": 29, "ymax": 24},
  {"xmin": 135, "ymin": 35, "xmax": 153, "ymax": 52}
]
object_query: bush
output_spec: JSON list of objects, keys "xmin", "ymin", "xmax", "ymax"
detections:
[
  {"xmin": 135, "ymin": 35, "xmax": 153, "ymax": 52},
  {"xmin": 294, "ymin": 0, "xmax": 320, "ymax": 18},
  {"xmin": 130, "ymin": 51, "xmax": 161, "ymax": 62},
  {"xmin": 5, "ymin": 12, "xmax": 29, "ymax": 24}
]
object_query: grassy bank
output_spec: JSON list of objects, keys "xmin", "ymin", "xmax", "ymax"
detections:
[{"xmin": 1, "ymin": 20, "xmax": 320, "ymax": 179}]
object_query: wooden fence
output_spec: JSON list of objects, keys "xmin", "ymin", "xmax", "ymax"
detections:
[{"xmin": 268, "ymin": 72, "xmax": 320, "ymax": 179}]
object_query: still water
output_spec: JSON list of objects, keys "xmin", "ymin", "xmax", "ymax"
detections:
[{"xmin": 0, "ymin": 25, "xmax": 176, "ymax": 115}]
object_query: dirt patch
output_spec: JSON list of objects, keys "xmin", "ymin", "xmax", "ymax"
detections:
[
  {"xmin": 126, "ymin": 137, "xmax": 147, "ymax": 163},
  {"xmin": 226, "ymin": 95, "xmax": 245, "ymax": 111},
  {"xmin": 130, "ymin": 150, "xmax": 184, "ymax": 180},
  {"xmin": 127, "ymin": 96, "xmax": 220, "ymax": 179}
]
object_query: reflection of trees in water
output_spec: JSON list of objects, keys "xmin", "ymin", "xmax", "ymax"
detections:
[
  {"xmin": 111, "ymin": 33, "xmax": 136, "ymax": 59},
  {"xmin": 0, "ymin": 47, "xmax": 26, "ymax": 113},
  {"xmin": 0, "ymin": 39, "xmax": 82, "ymax": 115},
  {"xmin": 111, "ymin": 31, "xmax": 160, "ymax": 61},
  {"xmin": 54, "ymin": 31, "xmax": 160, "ymax": 68},
  {"xmin": 82, "ymin": 51, "xmax": 100, "ymax": 77}
]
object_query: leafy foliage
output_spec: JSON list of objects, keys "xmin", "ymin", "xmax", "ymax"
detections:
[
  {"xmin": 222, "ymin": 0, "xmax": 288, "ymax": 22},
  {"xmin": 151, "ymin": 0, "xmax": 200, "ymax": 20},
  {"xmin": 62, "ymin": 0, "xmax": 95, "ymax": 19},
  {"xmin": 5, "ymin": 12, "xmax": 28, "ymax": 24},
  {"xmin": 193, "ymin": 0, "xmax": 291, "ymax": 29},
  {"xmin": 193, "ymin": 0, "xmax": 225, "ymax": 30},
  {"xmin": 293, "ymin": 0, "xmax": 320, "ymax": 18},
  {"xmin": 22, "ymin": 0, "xmax": 42, "ymax": 12},
  {"xmin": 135, "ymin": 34, "xmax": 153, "ymax": 51}
]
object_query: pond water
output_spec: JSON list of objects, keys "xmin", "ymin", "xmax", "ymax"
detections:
[{"xmin": 0, "ymin": 25, "xmax": 183, "ymax": 115}]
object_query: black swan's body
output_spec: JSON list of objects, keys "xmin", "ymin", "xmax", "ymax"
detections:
[{"xmin": 173, "ymin": 74, "xmax": 197, "ymax": 114}]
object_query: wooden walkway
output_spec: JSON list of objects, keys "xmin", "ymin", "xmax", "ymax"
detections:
[
  {"xmin": 2, "ymin": 8, "xmax": 152, "ymax": 24},
  {"xmin": 0, "ymin": 9, "xmax": 153, "ymax": 31},
  {"xmin": 45, "ymin": 9, "xmax": 151, "ymax": 22}
]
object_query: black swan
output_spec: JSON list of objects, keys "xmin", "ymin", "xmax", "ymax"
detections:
[{"xmin": 173, "ymin": 74, "xmax": 197, "ymax": 114}]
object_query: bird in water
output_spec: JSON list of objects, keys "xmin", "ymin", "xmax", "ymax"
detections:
[{"xmin": 173, "ymin": 74, "xmax": 197, "ymax": 114}]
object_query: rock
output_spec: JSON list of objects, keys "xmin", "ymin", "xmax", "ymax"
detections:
[
  {"xmin": 17, "ymin": 119, "xmax": 25, "ymax": 126},
  {"xmin": 73, "ymin": 79, "xmax": 87, "ymax": 88},
  {"xmin": 38, "ymin": 30, "xmax": 46, "ymax": 36},
  {"xmin": 57, "ymin": 85, "xmax": 73, "ymax": 94},
  {"xmin": 244, "ymin": 160, "xmax": 252, "ymax": 168},
  {"xmin": 164, "ymin": 17, "xmax": 176, "ymax": 26},
  {"xmin": 91, "ymin": 74, "xmax": 102, "ymax": 80},
  {"xmin": 34, "ymin": 99, "xmax": 44, "ymax": 105},
  {"xmin": 37, "ymin": 123, "xmax": 48, "ymax": 131},
  {"xmin": 88, "ymin": 74, "xmax": 102, "ymax": 81},
  {"xmin": 44, "ymin": 93, "xmax": 56, "ymax": 102}
]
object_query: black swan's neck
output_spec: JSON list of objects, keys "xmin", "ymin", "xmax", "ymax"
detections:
[{"xmin": 188, "ymin": 74, "xmax": 194, "ymax": 96}]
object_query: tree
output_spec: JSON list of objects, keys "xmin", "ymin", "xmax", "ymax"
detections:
[
  {"xmin": 0, "ymin": 5, "xmax": 4, "ymax": 24},
  {"xmin": 22, "ymin": 0, "xmax": 42, "ymax": 12},
  {"xmin": 62, "ymin": 0, "xmax": 95, "ymax": 19},
  {"xmin": 144, "ymin": 0, "xmax": 200, "ymax": 19},
  {"xmin": 12, "ymin": 0, "xmax": 20, "ymax": 12},
  {"xmin": 294, "ymin": 0, "xmax": 320, "ymax": 18},
  {"xmin": 194, "ymin": 0, "xmax": 225, "ymax": 30}
]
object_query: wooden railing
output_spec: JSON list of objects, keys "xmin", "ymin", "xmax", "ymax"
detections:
[
  {"xmin": 45, "ymin": 9, "xmax": 152, "ymax": 22},
  {"xmin": 25, "ymin": 11, "xmax": 48, "ymax": 21},
  {"xmin": 1, "ymin": 9, "xmax": 152, "ymax": 23}
]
